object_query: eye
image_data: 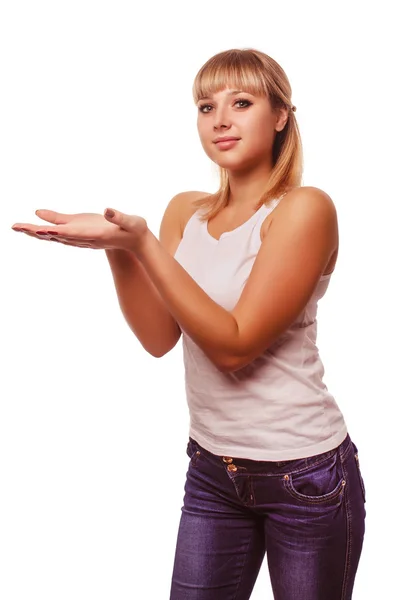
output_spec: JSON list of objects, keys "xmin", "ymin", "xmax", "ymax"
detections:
[
  {"xmin": 198, "ymin": 103, "xmax": 213, "ymax": 114},
  {"xmin": 234, "ymin": 99, "xmax": 252, "ymax": 109},
  {"xmin": 198, "ymin": 98, "xmax": 253, "ymax": 113}
]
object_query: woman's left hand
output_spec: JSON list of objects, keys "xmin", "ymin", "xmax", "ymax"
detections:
[{"xmin": 12, "ymin": 208, "xmax": 149, "ymax": 252}]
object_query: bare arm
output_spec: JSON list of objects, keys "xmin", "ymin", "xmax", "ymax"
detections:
[
  {"xmin": 105, "ymin": 193, "xmax": 188, "ymax": 358},
  {"xmin": 134, "ymin": 187, "xmax": 338, "ymax": 372},
  {"xmin": 105, "ymin": 249, "xmax": 181, "ymax": 357}
]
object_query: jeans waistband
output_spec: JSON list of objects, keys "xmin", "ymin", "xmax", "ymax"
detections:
[{"xmin": 189, "ymin": 433, "xmax": 352, "ymax": 476}]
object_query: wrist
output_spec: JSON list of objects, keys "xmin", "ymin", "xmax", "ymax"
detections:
[
  {"xmin": 105, "ymin": 248, "xmax": 134, "ymax": 259},
  {"xmin": 134, "ymin": 228, "xmax": 156, "ymax": 261}
]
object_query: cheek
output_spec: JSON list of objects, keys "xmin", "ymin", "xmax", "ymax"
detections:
[
  {"xmin": 197, "ymin": 120, "xmax": 215, "ymax": 155},
  {"xmin": 245, "ymin": 119, "xmax": 274, "ymax": 151},
  {"xmin": 197, "ymin": 120, "xmax": 207, "ymax": 145},
  {"xmin": 197, "ymin": 114, "xmax": 209, "ymax": 135}
]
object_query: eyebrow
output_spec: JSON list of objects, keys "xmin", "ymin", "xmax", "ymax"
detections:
[{"xmin": 198, "ymin": 90, "xmax": 250, "ymax": 101}]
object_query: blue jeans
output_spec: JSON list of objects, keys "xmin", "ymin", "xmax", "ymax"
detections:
[{"xmin": 170, "ymin": 433, "xmax": 366, "ymax": 599}]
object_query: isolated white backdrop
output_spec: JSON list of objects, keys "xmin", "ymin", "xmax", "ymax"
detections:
[{"xmin": 1, "ymin": 1, "xmax": 398, "ymax": 598}]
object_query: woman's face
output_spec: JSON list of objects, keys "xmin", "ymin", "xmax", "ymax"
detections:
[{"xmin": 196, "ymin": 87, "xmax": 288, "ymax": 172}]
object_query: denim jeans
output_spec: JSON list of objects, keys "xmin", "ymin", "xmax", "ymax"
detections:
[{"xmin": 169, "ymin": 433, "xmax": 366, "ymax": 600}]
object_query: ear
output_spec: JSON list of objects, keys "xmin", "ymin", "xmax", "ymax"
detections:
[{"xmin": 274, "ymin": 106, "xmax": 290, "ymax": 132}]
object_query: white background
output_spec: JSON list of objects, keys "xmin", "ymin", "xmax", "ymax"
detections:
[{"xmin": 1, "ymin": 1, "xmax": 398, "ymax": 598}]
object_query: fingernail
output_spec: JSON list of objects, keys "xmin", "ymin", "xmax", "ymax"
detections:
[{"xmin": 105, "ymin": 209, "xmax": 115, "ymax": 218}]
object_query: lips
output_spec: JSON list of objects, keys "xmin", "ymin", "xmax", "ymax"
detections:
[
  {"xmin": 213, "ymin": 137, "xmax": 241, "ymax": 151},
  {"xmin": 213, "ymin": 136, "xmax": 240, "ymax": 144}
]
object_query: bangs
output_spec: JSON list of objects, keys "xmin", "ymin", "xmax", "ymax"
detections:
[{"xmin": 193, "ymin": 50, "xmax": 270, "ymax": 103}]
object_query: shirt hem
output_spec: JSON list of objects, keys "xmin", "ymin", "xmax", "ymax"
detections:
[{"xmin": 189, "ymin": 424, "xmax": 349, "ymax": 461}]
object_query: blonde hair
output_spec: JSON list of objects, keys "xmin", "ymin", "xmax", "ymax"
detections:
[{"xmin": 191, "ymin": 48, "xmax": 303, "ymax": 222}]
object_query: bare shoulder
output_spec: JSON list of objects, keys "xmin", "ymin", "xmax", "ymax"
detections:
[
  {"xmin": 262, "ymin": 185, "xmax": 337, "ymax": 235},
  {"xmin": 159, "ymin": 190, "xmax": 211, "ymax": 257},
  {"xmin": 266, "ymin": 186, "xmax": 337, "ymax": 234},
  {"xmin": 279, "ymin": 186, "xmax": 336, "ymax": 215},
  {"xmin": 175, "ymin": 190, "xmax": 212, "ymax": 234},
  {"xmin": 268, "ymin": 186, "xmax": 339, "ymax": 274}
]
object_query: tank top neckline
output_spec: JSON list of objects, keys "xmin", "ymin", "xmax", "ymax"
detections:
[
  {"xmin": 197, "ymin": 199, "xmax": 333, "ymax": 281},
  {"xmin": 201, "ymin": 203, "xmax": 269, "ymax": 243}
]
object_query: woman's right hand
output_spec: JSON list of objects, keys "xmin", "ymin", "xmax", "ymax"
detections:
[
  {"xmin": 12, "ymin": 207, "xmax": 149, "ymax": 252},
  {"xmin": 13, "ymin": 210, "xmax": 114, "ymax": 248}
]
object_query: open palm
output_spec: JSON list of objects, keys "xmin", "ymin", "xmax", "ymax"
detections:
[{"xmin": 12, "ymin": 208, "xmax": 148, "ymax": 251}]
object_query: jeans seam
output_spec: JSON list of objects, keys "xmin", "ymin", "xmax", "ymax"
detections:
[
  {"xmin": 231, "ymin": 533, "xmax": 254, "ymax": 600},
  {"xmin": 340, "ymin": 449, "xmax": 352, "ymax": 599},
  {"xmin": 354, "ymin": 453, "xmax": 366, "ymax": 503},
  {"xmin": 221, "ymin": 452, "xmax": 341, "ymax": 480},
  {"xmin": 283, "ymin": 477, "xmax": 345, "ymax": 505},
  {"xmin": 230, "ymin": 475, "xmax": 255, "ymax": 507},
  {"xmin": 283, "ymin": 436, "xmax": 351, "ymax": 476}
]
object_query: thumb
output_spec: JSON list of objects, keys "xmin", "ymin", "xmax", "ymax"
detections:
[
  {"xmin": 104, "ymin": 208, "xmax": 131, "ymax": 231},
  {"xmin": 35, "ymin": 209, "xmax": 69, "ymax": 224}
]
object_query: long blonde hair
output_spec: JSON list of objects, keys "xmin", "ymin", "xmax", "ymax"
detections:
[{"xmin": 191, "ymin": 48, "xmax": 303, "ymax": 222}]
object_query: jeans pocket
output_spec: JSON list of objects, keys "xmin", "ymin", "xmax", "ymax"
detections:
[
  {"xmin": 283, "ymin": 451, "xmax": 346, "ymax": 505},
  {"xmin": 354, "ymin": 452, "xmax": 366, "ymax": 503}
]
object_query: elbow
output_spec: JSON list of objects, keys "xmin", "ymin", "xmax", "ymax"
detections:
[
  {"xmin": 216, "ymin": 354, "xmax": 241, "ymax": 374},
  {"xmin": 141, "ymin": 322, "xmax": 182, "ymax": 358},
  {"xmin": 217, "ymin": 346, "xmax": 262, "ymax": 373}
]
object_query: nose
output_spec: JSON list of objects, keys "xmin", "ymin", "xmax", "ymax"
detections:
[{"xmin": 213, "ymin": 105, "xmax": 232, "ymax": 131}]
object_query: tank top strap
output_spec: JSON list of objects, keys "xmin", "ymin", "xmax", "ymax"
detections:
[{"xmin": 251, "ymin": 193, "xmax": 287, "ymax": 238}]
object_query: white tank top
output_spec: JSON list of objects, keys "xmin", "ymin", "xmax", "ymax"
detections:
[{"xmin": 174, "ymin": 196, "xmax": 348, "ymax": 460}]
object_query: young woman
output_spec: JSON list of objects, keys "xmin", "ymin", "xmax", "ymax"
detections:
[{"xmin": 12, "ymin": 48, "xmax": 366, "ymax": 599}]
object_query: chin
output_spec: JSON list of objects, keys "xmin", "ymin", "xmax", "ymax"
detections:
[
  {"xmin": 207, "ymin": 146, "xmax": 262, "ymax": 172},
  {"xmin": 207, "ymin": 150, "xmax": 241, "ymax": 168},
  {"xmin": 212, "ymin": 155, "xmax": 254, "ymax": 172}
]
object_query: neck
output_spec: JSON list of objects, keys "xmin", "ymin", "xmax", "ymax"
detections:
[{"xmin": 225, "ymin": 162, "xmax": 274, "ymax": 210}]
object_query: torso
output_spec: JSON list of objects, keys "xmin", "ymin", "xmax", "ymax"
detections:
[{"xmin": 179, "ymin": 189, "xmax": 338, "ymax": 277}]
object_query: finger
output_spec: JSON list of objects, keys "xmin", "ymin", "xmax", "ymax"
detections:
[
  {"xmin": 13, "ymin": 230, "xmax": 59, "ymax": 242},
  {"xmin": 52, "ymin": 238, "xmax": 93, "ymax": 248},
  {"xmin": 13, "ymin": 229, "xmax": 65, "ymax": 241},
  {"xmin": 37, "ymin": 232, "xmax": 96, "ymax": 244},
  {"xmin": 12, "ymin": 224, "xmax": 39, "ymax": 232},
  {"xmin": 12, "ymin": 224, "xmax": 62, "ymax": 235},
  {"xmin": 104, "ymin": 208, "xmax": 132, "ymax": 231},
  {"xmin": 14, "ymin": 229, "xmax": 45, "ymax": 240},
  {"xmin": 38, "ymin": 235, "xmax": 94, "ymax": 248},
  {"xmin": 35, "ymin": 210, "xmax": 70, "ymax": 224},
  {"xmin": 12, "ymin": 227, "xmax": 94, "ymax": 248},
  {"xmin": 54, "ymin": 236, "xmax": 97, "ymax": 245},
  {"xmin": 35, "ymin": 229, "xmax": 97, "ymax": 243}
]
